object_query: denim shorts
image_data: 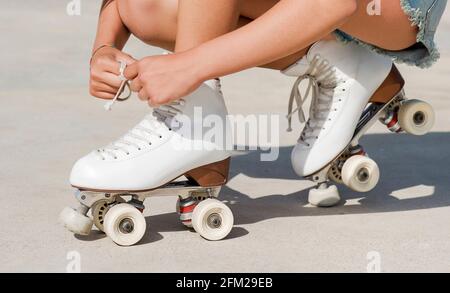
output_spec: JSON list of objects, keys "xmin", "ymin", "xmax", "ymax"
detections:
[{"xmin": 335, "ymin": 0, "xmax": 448, "ymax": 68}]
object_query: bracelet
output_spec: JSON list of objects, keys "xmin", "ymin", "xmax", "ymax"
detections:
[{"xmin": 90, "ymin": 44, "xmax": 115, "ymax": 65}]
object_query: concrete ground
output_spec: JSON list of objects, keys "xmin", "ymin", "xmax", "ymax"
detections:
[{"xmin": 0, "ymin": 1, "xmax": 449, "ymax": 272}]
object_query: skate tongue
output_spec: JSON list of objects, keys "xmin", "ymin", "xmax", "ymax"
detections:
[
  {"xmin": 204, "ymin": 78, "xmax": 222, "ymax": 92},
  {"xmin": 122, "ymin": 115, "xmax": 164, "ymax": 145},
  {"xmin": 281, "ymin": 56, "xmax": 309, "ymax": 77}
]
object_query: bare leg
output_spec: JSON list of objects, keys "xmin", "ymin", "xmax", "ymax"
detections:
[
  {"xmin": 117, "ymin": 0, "xmax": 310, "ymax": 69},
  {"xmin": 117, "ymin": 0, "xmax": 179, "ymax": 51},
  {"xmin": 339, "ymin": 0, "xmax": 418, "ymax": 51},
  {"xmin": 175, "ymin": 0, "xmax": 240, "ymax": 52},
  {"xmin": 117, "ymin": 0, "xmax": 418, "ymax": 69}
]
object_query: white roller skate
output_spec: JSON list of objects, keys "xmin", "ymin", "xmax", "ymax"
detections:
[
  {"xmin": 60, "ymin": 79, "xmax": 234, "ymax": 246},
  {"xmin": 283, "ymin": 40, "xmax": 435, "ymax": 207}
]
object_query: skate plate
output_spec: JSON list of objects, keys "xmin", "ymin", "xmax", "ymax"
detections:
[
  {"xmin": 75, "ymin": 180, "xmax": 222, "ymax": 208},
  {"xmin": 307, "ymin": 89, "xmax": 404, "ymax": 184},
  {"xmin": 306, "ymin": 86, "xmax": 434, "ymax": 207},
  {"xmin": 61, "ymin": 180, "xmax": 233, "ymax": 246}
]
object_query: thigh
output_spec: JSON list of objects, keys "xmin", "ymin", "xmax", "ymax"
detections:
[
  {"xmin": 239, "ymin": 0, "xmax": 279, "ymax": 20},
  {"xmin": 241, "ymin": 0, "xmax": 418, "ymax": 51},
  {"xmin": 117, "ymin": 0, "xmax": 418, "ymax": 52},
  {"xmin": 117, "ymin": 0, "xmax": 179, "ymax": 50},
  {"xmin": 339, "ymin": 0, "xmax": 418, "ymax": 51},
  {"xmin": 115, "ymin": 0, "xmax": 276, "ymax": 50}
]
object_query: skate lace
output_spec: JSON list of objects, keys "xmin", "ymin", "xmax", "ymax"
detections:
[
  {"xmin": 286, "ymin": 54, "xmax": 341, "ymax": 146},
  {"xmin": 96, "ymin": 100, "xmax": 185, "ymax": 160},
  {"xmin": 104, "ymin": 61, "xmax": 132, "ymax": 111},
  {"xmin": 97, "ymin": 61, "xmax": 188, "ymax": 159}
]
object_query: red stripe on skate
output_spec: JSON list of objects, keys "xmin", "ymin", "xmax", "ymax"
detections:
[
  {"xmin": 180, "ymin": 204, "xmax": 196, "ymax": 214},
  {"xmin": 387, "ymin": 116, "xmax": 398, "ymax": 129}
]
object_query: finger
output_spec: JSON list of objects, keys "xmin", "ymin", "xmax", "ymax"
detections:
[
  {"xmin": 92, "ymin": 71, "xmax": 123, "ymax": 88},
  {"xmin": 90, "ymin": 91, "xmax": 115, "ymax": 100},
  {"xmin": 91, "ymin": 81, "xmax": 119, "ymax": 94},
  {"xmin": 117, "ymin": 53, "xmax": 137, "ymax": 66},
  {"xmin": 148, "ymin": 98, "xmax": 159, "ymax": 108},
  {"xmin": 148, "ymin": 96, "xmax": 164, "ymax": 108},
  {"xmin": 129, "ymin": 78, "xmax": 142, "ymax": 92},
  {"xmin": 138, "ymin": 89, "xmax": 148, "ymax": 101},
  {"xmin": 124, "ymin": 61, "xmax": 139, "ymax": 81},
  {"xmin": 93, "ymin": 57, "xmax": 122, "ymax": 75}
]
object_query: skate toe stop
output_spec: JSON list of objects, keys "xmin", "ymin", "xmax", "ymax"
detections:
[
  {"xmin": 59, "ymin": 207, "xmax": 93, "ymax": 235},
  {"xmin": 308, "ymin": 185, "xmax": 341, "ymax": 207}
]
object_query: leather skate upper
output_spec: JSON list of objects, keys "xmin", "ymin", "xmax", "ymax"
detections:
[
  {"xmin": 70, "ymin": 81, "xmax": 231, "ymax": 191},
  {"xmin": 283, "ymin": 40, "xmax": 393, "ymax": 176}
]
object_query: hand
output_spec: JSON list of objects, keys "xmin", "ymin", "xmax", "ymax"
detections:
[
  {"xmin": 124, "ymin": 53, "xmax": 204, "ymax": 107},
  {"xmin": 89, "ymin": 46, "xmax": 136, "ymax": 99}
]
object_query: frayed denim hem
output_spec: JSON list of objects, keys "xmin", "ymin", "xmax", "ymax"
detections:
[
  {"xmin": 399, "ymin": 0, "xmax": 441, "ymax": 68},
  {"xmin": 334, "ymin": 32, "xmax": 439, "ymax": 69},
  {"xmin": 334, "ymin": 0, "xmax": 443, "ymax": 69}
]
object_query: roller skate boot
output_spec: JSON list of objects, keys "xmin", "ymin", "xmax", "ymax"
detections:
[
  {"xmin": 283, "ymin": 40, "xmax": 434, "ymax": 207},
  {"xmin": 60, "ymin": 79, "xmax": 234, "ymax": 246}
]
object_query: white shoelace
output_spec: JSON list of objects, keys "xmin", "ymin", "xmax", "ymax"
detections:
[
  {"xmin": 104, "ymin": 61, "xmax": 131, "ymax": 111},
  {"xmin": 97, "ymin": 61, "xmax": 186, "ymax": 159},
  {"xmin": 96, "ymin": 100, "xmax": 185, "ymax": 160},
  {"xmin": 286, "ymin": 54, "xmax": 341, "ymax": 146}
]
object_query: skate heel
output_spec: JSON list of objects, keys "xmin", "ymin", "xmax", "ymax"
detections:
[
  {"xmin": 185, "ymin": 157, "xmax": 231, "ymax": 187},
  {"xmin": 370, "ymin": 65, "xmax": 405, "ymax": 103},
  {"xmin": 369, "ymin": 65, "xmax": 435, "ymax": 135}
]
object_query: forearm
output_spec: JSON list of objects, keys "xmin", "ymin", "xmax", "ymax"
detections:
[
  {"xmin": 93, "ymin": 0, "xmax": 130, "ymax": 53},
  {"xmin": 190, "ymin": 0, "xmax": 357, "ymax": 79}
]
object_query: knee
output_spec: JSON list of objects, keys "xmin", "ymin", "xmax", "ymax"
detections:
[
  {"xmin": 117, "ymin": 0, "xmax": 165, "ymax": 44},
  {"xmin": 341, "ymin": 0, "xmax": 358, "ymax": 19},
  {"xmin": 318, "ymin": 0, "xmax": 358, "ymax": 22}
]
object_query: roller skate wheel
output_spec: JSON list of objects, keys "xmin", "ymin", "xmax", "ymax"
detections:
[
  {"xmin": 91, "ymin": 200, "xmax": 110, "ymax": 232},
  {"xmin": 103, "ymin": 203, "xmax": 146, "ymax": 246},
  {"xmin": 59, "ymin": 207, "xmax": 93, "ymax": 236},
  {"xmin": 92, "ymin": 197, "xmax": 125, "ymax": 232},
  {"xmin": 342, "ymin": 155, "xmax": 379, "ymax": 192},
  {"xmin": 177, "ymin": 197, "xmax": 198, "ymax": 228},
  {"xmin": 308, "ymin": 185, "xmax": 340, "ymax": 207},
  {"xmin": 192, "ymin": 199, "xmax": 233, "ymax": 241},
  {"xmin": 398, "ymin": 99, "xmax": 435, "ymax": 135},
  {"xmin": 328, "ymin": 165, "xmax": 344, "ymax": 185}
]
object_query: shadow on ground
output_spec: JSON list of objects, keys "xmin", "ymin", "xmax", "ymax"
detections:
[
  {"xmin": 152, "ymin": 132, "xmax": 450, "ymax": 224},
  {"xmin": 77, "ymin": 132, "xmax": 450, "ymax": 244}
]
